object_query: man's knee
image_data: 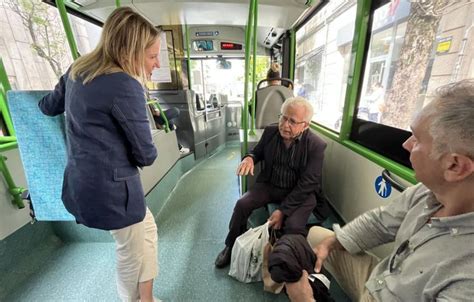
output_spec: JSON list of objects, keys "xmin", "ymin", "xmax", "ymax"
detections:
[
  {"xmin": 234, "ymin": 196, "xmax": 250, "ymax": 212},
  {"xmin": 282, "ymin": 218, "xmax": 307, "ymax": 236},
  {"xmin": 307, "ymin": 226, "xmax": 334, "ymax": 248}
]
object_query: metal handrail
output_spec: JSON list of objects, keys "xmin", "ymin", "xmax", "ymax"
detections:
[
  {"xmin": 382, "ymin": 169, "xmax": 407, "ymax": 192},
  {"xmin": 0, "ymin": 57, "xmax": 26, "ymax": 208},
  {"xmin": 249, "ymin": 0, "xmax": 259, "ymax": 135},
  {"xmin": 147, "ymin": 99, "xmax": 170, "ymax": 133}
]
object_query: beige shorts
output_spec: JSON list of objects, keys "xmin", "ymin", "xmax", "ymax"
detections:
[
  {"xmin": 110, "ymin": 208, "xmax": 158, "ymax": 302},
  {"xmin": 308, "ymin": 226, "xmax": 378, "ymax": 302}
]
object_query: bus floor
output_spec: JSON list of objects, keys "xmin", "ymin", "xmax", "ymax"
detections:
[{"xmin": 3, "ymin": 146, "xmax": 350, "ymax": 301}]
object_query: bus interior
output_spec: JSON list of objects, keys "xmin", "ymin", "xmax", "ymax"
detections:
[{"xmin": 0, "ymin": 0, "xmax": 473, "ymax": 301}]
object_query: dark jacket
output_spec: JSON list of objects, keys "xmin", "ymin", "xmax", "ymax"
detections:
[
  {"xmin": 39, "ymin": 71, "xmax": 157, "ymax": 230},
  {"xmin": 268, "ymin": 234, "xmax": 333, "ymax": 302},
  {"xmin": 246, "ymin": 125, "xmax": 326, "ymax": 217}
]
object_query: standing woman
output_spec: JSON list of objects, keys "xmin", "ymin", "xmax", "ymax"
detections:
[{"xmin": 39, "ymin": 7, "xmax": 161, "ymax": 302}]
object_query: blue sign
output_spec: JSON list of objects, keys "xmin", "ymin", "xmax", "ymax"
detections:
[{"xmin": 375, "ymin": 175, "xmax": 392, "ymax": 198}]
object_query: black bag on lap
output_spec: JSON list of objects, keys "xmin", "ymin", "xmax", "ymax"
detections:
[{"xmin": 268, "ymin": 234, "xmax": 334, "ymax": 302}]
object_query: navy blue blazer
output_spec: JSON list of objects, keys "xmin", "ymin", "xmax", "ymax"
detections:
[
  {"xmin": 245, "ymin": 125, "xmax": 326, "ymax": 217},
  {"xmin": 39, "ymin": 71, "xmax": 157, "ymax": 230}
]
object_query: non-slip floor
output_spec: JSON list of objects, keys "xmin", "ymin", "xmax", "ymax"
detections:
[{"xmin": 5, "ymin": 147, "xmax": 289, "ymax": 301}]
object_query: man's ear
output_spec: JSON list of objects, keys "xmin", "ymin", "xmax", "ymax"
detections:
[{"xmin": 443, "ymin": 153, "xmax": 474, "ymax": 182}]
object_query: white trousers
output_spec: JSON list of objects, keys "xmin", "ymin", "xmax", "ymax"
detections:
[{"xmin": 110, "ymin": 208, "xmax": 158, "ymax": 302}]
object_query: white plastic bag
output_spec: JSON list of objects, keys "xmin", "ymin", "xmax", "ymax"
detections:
[{"xmin": 228, "ymin": 221, "xmax": 270, "ymax": 283}]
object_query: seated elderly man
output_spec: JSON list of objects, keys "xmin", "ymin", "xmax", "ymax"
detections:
[
  {"xmin": 286, "ymin": 79, "xmax": 474, "ymax": 301},
  {"xmin": 215, "ymin": 96, "xmax": 327, "ymax": 268}
]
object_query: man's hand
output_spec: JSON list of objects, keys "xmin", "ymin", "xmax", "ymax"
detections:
[
  {"xmin": 236, "ymin": 157, "xmax": 254, "ymax": 176},
  {"xmin": 285, "ymin": 270, "xmax": 315, "ymax": 302},
  {"xmin": 313, "ymin": 234, "xmax": 344, "ymax": 273},
  {"xmin": 268, "ymin": 209, "xmax": 284, "ymax": 229}
]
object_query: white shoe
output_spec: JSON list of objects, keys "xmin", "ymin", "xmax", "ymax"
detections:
[{"xmin": 179, "ymin": 147, "xmax": 190, "ymax": 154}]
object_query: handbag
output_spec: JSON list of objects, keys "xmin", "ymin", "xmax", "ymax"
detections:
[
  {"xmin": 262, "ymin": 228, "xmax": 285, "ymax": 293},
  {"xmin": 228, "ymin": 221, "xmax": 270, "ymax": 283}
]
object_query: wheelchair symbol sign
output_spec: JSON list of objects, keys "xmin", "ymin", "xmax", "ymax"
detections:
[{"xmin": 375, "ymin": 175, "xmax": 392, "ymax": 198}]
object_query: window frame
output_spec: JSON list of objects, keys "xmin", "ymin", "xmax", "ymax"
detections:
[{"xmin": 294, "ymin": 0, "xmax": 417, "ymax": 184}]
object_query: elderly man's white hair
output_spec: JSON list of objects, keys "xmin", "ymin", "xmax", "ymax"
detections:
[
  {"xmin": 423, "ymin": 79, "xmax": 474, "ymax": 159},
  {"xmin": 281, "ymin": 96, "xmax": 314, "ymax": 123}
]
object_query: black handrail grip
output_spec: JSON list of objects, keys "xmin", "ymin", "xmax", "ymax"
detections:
[
  {"xmin": 257, "ymin": 78, "xmax": 294, "ymax": 90},
  {"xmin": 382, "ymin": 169, "xmax": 406, "ymax": 192}
]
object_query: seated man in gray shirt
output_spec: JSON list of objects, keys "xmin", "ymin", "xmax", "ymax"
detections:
[
  {"xmin": 215, "ymin": 96, "xmax": 327, "ymax": 268},
  {"xmin": 288, "ymin": 79, "xmax": 474, "ymax": 301}
]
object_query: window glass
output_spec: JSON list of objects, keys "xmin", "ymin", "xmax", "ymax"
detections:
[
  {"xmin": 295, "ymin": 0, "xmax": 358, "ymax": 131},
  {"xmin": 0, "ymin": 0, "xmax": 76, "ymax": 89},
  {"xmin": 190, "ymin": 58, "xmax": 247, "ymax": 105},
  {"xmin": 69, "ymin": 13, "xmax": 102, "ymax": 56},
  {"xmin": 358, "ymin": 0, "xmax": 474, "ymax": 130}
]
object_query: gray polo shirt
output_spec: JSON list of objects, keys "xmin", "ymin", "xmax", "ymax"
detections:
[{"xmin": 334, "ymin": 183, "xmax": 474, "ymax": 301}]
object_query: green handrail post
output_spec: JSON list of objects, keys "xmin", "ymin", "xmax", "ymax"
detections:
[
  {"xmin": 56, "ymin": 0, "xmax": 80, "ymax": 60},
  {"xmin": 249, "ymin": 0, "xmax": 259, "ymax": 136},
  {"xmin": 0, "ymin": 155, "xmax": 25, "ymax": 209},
  {"xmin": 115, "ymin": 0, "xmax": 121, "ymax": 8},
  {"xmin": 185, "ymin": 24, "xmax": 192, "ymax": 90},
  {"xmin": 0, "ymin": 141, "xmax": 18, "ymax": 152},
  {"xmin": 0, "ymin": 136, "xmax": 16, "ymax": 143},
  {"xmin": 0, "ymin": 57, "xmax": 12, "ymax": 93},
  {"xmin": 0, "ymin": 58, "xmax": 16, "ymax": 136},
  {"xmin": 0, "ymin": 57, "xmax": 25, "ymax": 208},
  {"xmin": 339, "ymin": 0, "xmax": 372, "ymax": 140},
  {"xmin": 147, "ymin": 99, "xmax": 170, "ymax": 132},
  {"xmin": 242, "ymin": 0, "xmax": 256, "ymax": 193}
]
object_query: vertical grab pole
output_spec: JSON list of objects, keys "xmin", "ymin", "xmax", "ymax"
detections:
[
  {"xmin": 115, "ymin": 0, "xmax": 121, "ymax": 8},
  {"xmin": 185, "ymin": 24, "xmax": 192, "ymax": 90},
  {"xmin": 0, "ymin": 155, "xmax": 25, "ymax": 209},
  {"xmin": 249, "ymin": 0, "xmax": 259, "ymax": 136},
  {"xmin": 56, "ymin": 0, "xmax": 79, "ymax": 60},
  {"xmin": 340, "ymin": 0, "xmax": 372, "ymax": 140},
  {"xmin": 242, "ymin": 0, "xmax": 256, "ymax": 193},
  {"xmin": 289, "ymin": 28, "xmax": 296, "ymax": 81},
  {"xmin": 0, "ymin": 59, "xmax": 24, "ymax": 208},
  {"xmin": 0, "ymin": 58, "xmax": 16, "ymax": 136}
]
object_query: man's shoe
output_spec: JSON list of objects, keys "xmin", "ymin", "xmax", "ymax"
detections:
[{"xmin": 215, "ymin": 246, "xmax": 231, "ymax": 268}]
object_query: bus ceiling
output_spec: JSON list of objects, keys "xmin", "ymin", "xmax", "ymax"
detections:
[{"xmin": 49, "ymin": 0, "xmax": 322, "ymax": 48}]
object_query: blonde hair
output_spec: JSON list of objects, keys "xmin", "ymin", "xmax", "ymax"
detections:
[
  {"xmin": 70, "ymin": 7, "xmax": 160, "ymax": 84},
  {"xmin": 267, "ymin": 62, "xmax": 281, "ymax": 80}
]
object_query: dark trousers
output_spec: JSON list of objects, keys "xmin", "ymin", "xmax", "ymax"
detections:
[
  {"xmin": 153, "ymin": 107, "xmax": 180, "ymax": 129},
  {"xmin": 224, "ymin": 182, "xmax": 316, "ymax": 247}
]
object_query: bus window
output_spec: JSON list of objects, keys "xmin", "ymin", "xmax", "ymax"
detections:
[
  {"xmin": 352, "ymin": 0, "xmax": 473, "ymax": 168},
  {"xmin": 69, "ymin": 13, "xmax": 102, "ymax": 56},
  {"xmin": 294, "ymin": 0, "xmax": 358, "ymax": 132},
  {"xmin": 190, "ymin": 58, "xmax": 246, "ymax": 104},
  {"xmin": 1, "ymin": 0, "xmax": 74, "ymax": 89},
  {"xmin": 357, "ymin": 0, "xmax": 474, "ymax": 130}
]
